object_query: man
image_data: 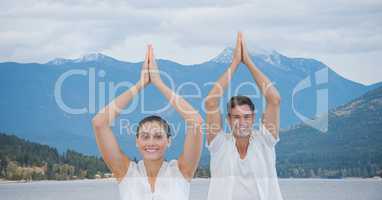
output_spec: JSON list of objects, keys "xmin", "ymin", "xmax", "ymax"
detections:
[{"xmin": 205, "ymin": 32, "xmax": 283, "ymax": 200}]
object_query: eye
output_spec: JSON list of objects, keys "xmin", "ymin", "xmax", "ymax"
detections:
[
  {"xmin": 140, "ymin": 133, "xmax": 150, "ymax": 140},
  {"xmin": 154, "ymin": 134, "xmax": 164, "ymax": 140}
]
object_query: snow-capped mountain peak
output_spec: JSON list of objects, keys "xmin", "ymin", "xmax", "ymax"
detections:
[
  {"xmin": 47, "ymin": 58, "xmax": 72, "ymax": 65},
  {"xmin": 74, "ymin": 53, "xmax": 108, "ymax": 63},
  {"xmin": 47, "ymin": 53, "xmax": 115, "ymax": 65},
  {"xmin": 210, "ymin": 46, "xmax": 280, "ymax": 65},
  {"xmin": 254, "ymin": 49, "xmax": 282, "ymax": 66},
  {"xmin": 210, "ymin": 47, "xmax": 234, "ymax": 64}
]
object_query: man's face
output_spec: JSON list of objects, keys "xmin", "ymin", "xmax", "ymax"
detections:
[{"xmin": 228, "ymin": 104, "xmax": 255, "ymax": 138}]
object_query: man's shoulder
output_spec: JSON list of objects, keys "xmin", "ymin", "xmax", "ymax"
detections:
[
  {"xmin": 222, "ymin": 132, "xmax": 233, "ymax": 139},
  {"xmin": 251, "ymin": 126, "xmax": 279, "ymax": 147},
  {"xmin": 208, "ymin": 131, "xmax": 234, "ymax": 155}
]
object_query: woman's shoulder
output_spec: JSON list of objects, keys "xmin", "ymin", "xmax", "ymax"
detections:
[
  {"xmin": 166, "ymin": 159, "xmax": 191, "ymax": 183},
  {"xmin": 118, "ymin": 161, "xmax": 140, "ymax": 183},
  {"xmin": 165, "ymin": 159, "xmax": 180, "ymax": 173},
  {"xmin": 166, "ymin": 160, "xmax": 183, "ymax": 174},
  {"xmin": 166, "ymin": 159, "xmax": 178, "ymax": 166}
]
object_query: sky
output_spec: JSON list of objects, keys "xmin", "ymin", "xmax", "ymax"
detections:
[{"xmin": 1, "ymin": 0, "xmax": 381, "ymax": 85}]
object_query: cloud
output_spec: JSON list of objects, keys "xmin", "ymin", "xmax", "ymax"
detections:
[{"xmin": 0, "ymin": 0, "xmax": 381, "ymax": 84}]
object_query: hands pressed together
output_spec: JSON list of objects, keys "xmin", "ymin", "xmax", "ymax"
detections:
[
  {"xmin": 141, "ymin": 32, "xmax": 253, "ymax": 87},
  {"xmin": 232, "ymin": 32, "xmax": 254, "ymax": 67},
  {"xmin": 140, "ymin": 45, "xmax": 162, "ymax": 87}
]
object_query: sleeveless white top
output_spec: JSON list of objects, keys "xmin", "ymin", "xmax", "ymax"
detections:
[{"xmin": 118, "ymin": 159, "xmax": 190, "ymax": 200}]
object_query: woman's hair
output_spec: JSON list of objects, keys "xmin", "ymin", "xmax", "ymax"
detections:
[{"xmin": 136, "ymin": 115, "xmax": 171, "ymax": 138}]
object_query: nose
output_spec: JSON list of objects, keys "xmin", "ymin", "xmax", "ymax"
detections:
[
  {"xmin": 239, "ymin": 116, "xmax": 246, "ymax": 124},
  {"xmin": 144, "ymin": 142, "xmax": 157, "ymax": 149},
  {"xmin": 143, "ymin": 136, "xmax": 156, "ymax": 145}
]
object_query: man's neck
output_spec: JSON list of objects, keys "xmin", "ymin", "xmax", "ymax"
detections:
[{"xmin": 234, "ymin": 135, "xmax": 250, "ymax": 159}]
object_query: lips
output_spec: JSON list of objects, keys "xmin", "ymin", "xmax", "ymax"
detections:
[{"xmin": 144, "ymin": 147, "xmax": 160, "ymax": 153}]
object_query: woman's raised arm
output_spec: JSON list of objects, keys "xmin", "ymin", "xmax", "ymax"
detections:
[
  {"xmin": 148, "ymin": 46, "xmax": 203, "ymax": 181},
  {"xmin": 91, "ymin": 46, "xmax": 150, "ymax": 181}
]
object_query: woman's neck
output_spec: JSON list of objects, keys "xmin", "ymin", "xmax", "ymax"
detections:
[{"xmin": 143, "ymin": 158, "xmax": 164, "ymax": 177}]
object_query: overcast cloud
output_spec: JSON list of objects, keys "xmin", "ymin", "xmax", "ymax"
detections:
[{"xmin": 1, "ymin": 0, "xmax": 381, "ymax": 84}]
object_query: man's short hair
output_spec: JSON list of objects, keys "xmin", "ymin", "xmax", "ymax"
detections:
[
  {"xmin": 136, "ymin": 115, "xmax": 171, "ymax": 138},
  {"xmin": 227, "ymin": 95, "xmax": 255, "ymax": 115}
]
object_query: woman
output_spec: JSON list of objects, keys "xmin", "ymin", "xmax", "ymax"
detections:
[{"xmin": 91, "ymin": 45, "xmax": 203, "ymax": 200}]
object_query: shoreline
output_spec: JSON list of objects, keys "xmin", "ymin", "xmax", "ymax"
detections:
[
  {"xmin": 0, "ymin": 177, "xmax": 116, "ymax": 184},
  {"xmin": 1, "ymin": 177, "xmax": 380, "ymax": 185}
]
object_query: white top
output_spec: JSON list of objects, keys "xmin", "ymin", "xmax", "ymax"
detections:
[
  {"xmin": 207, "ymin": 125, "xmax": 284, "ymax": 200},
  {"xmin": 118, "ymin": 160, "xmax": 190, "ymax": 200}
]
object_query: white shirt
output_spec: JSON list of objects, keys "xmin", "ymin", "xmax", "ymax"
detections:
[
  {"xmin": 207, "ymin": 125, "xmax": 284, "ymax": 200},
  {"xmin": 118, "ymin": 160, "xmax": 190, "ymax": 200}
]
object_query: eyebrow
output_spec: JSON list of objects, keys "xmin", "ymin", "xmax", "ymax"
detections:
[
  {"xmin": 139, "ymin": 131, "xmax": 166, "ymax": 136},
  {"xmin": 231, "ymin": 114, "xmax": 253, "ymax": 117}
]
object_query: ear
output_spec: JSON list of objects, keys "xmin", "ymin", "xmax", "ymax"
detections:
[
  {"xmin": 226, "ymin": 113, "xmax": 231, "ymax": 122},
  {"xmin": 225, "ymin": 115, "xmax": 232, "ymax": 128},
  {"xmin": 135, "ymin": 135, "xmax": 140, "ymax": 148},
  {"xmin": 167, "ymin": 138, "xmax": 172, "ymax": 148}
]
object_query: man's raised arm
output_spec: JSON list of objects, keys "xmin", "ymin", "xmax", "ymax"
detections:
[
  {"xmin": 205, "ymin": 32, "xmax": 243, "ymax": 144},
  {"xmin": 241, "ymin": 34, "xmax": 281, "ymax": 139}
]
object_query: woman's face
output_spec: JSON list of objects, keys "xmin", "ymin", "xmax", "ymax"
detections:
[{"xmin": 136, "ymin": 121, "xmax": 170, "ymax": 161}]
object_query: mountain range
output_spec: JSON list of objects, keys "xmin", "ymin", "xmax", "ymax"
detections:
[
  {"xmin": 0, "ymin": 48, "xmax": 380, "ymax": 163},
  {"xmin": 275, "ymin": 85, "xmax": 382, "ymax": 177}
]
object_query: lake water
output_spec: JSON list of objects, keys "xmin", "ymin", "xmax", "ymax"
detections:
[{"xmin": 0, "ymin": 178, "xmax": 381, "ymax": 200}]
